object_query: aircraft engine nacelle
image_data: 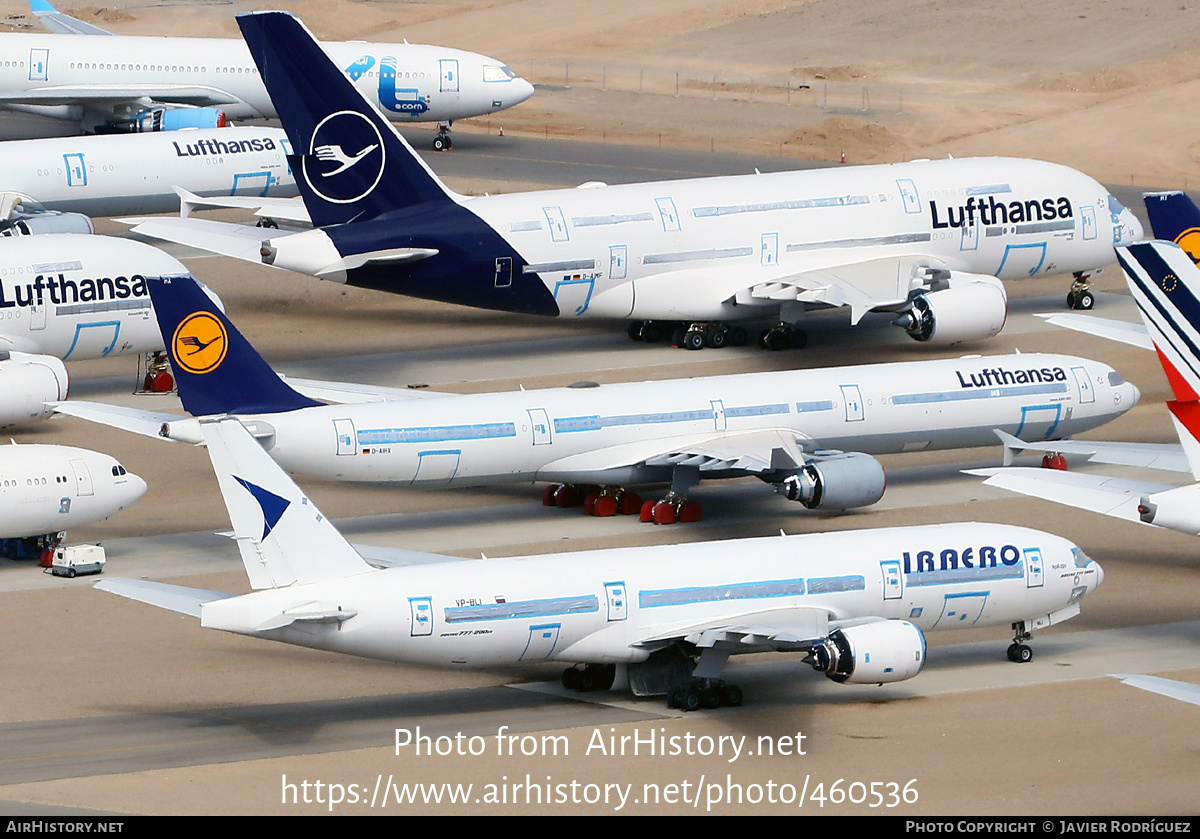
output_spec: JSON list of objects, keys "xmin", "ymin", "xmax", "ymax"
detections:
[
  {"xmin": 777, "ymin": 452, "xmax": 886, "ymax": 510},
  {"xmin": 897, "ymin": 275, "xmax": 1008, "ymax": 344},
  {"xmin": 1137, "ymin": 484, "xmax": 1200, "ymax": 536},
  {"xmin": 0, "ymin": 212, "xmax": 94, "ymax": 237},
  {"xmin": 128, "ymin": 107, "xmax": 228, "ymax": 133},
  {"xmin": 0, "ymin": 351, "xmax": 69, "ymax": 427},
  {"xmin": 811, "ymin": 620, "xmax": 926, "ymax": 685}
]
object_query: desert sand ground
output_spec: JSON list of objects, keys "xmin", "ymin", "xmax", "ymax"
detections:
[{"xmin": 0, "ymin": 0, "xmax": 1199, "ymax": 817}]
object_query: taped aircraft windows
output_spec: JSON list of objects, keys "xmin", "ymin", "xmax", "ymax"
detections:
[{"xmin": 1108, "ymin": 371, "xmax": 1126, "ymax": 386}]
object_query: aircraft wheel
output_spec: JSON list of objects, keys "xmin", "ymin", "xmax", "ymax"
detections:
[
  {"xmin": 578, "ymin": 668, "xmax": 597, "ymax": 692},
  {"xmin": 543, "ymin": 484, "xmax": 560, "ymax": 506},
  {"xmin": 562, "ymin": 667, "xmax": 581, "ymax": 689},
  {"xmin": 729, "ymin": 326, "xmax": 748, "ymax": 347},
  {"xmin": 672, "ymin": 325, "xmax": 688, "ymax": 347},
  {"xmin": 683, "ymin": 329, "xmax": 705, "ymax": 351},
  {"xmin": 789, "ymin": 327, "xmax": 808, "ymax": 349},
  {"xmin": 628, "ymin": 321, "xmax": 645, "ymax": 341},
  {"xmin": 702, "ymin": 687, "xmax": 722, "ymax": 709},
  {"xmin": 677, "ymin": 500, "xmax": 702, "ymax": 523},
  {"xmin": 652, "ymin": 501, "xmax": 677, "ymax": 525},
  {"xmin": 764, "ymin": 328, "xmax": 789, "ymax": 351},
  {"xmin": 641, "ymin": 321, "xmax": 664, "ymax": 343},
  {"xmin": 594, "ymin": 496, "xmax": 618, "ymax": 517},
  {"xmin": 583, "ymin": 493, "xmax": 599, "ymax": 515},
  {"xmin": 704, "ymin": 326, "xmax": 727, "ymax": 349},
  {"xmin": 1077, "ymin": 291, "xmax": 1095, "ymax": 310},
  {"xmin": 1007, "ymin": 643, "xmax": 1033, "ymax": 663},
  {"xmin": 640, "ymin": 500, "xmax": 657, "ymax": 522},
  {"xmin": 619, "ymin": 492, "xmax": 642, "ymax": 515},
  {"xmin": 595, "ymin": 664, "xmax": 616, "ymax": 691},
  {"xmin": 433, "ymin": 135, "xmax": 448, "ymax": 151},
  {"xmin": 721, "ymin": 684, "xmax": 744, "ymax": 707},
  {"xmin": 681, "ymin": 688, "xmax": 702, "ymax": 712}
]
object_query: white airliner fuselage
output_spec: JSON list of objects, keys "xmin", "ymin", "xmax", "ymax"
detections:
[
  {"xmin": 0, "ymin": 442, "xmax": 145, "ymax": 537},
  {"xmin": 0, "ymin": 32, "xmax": 534, "ymax": 130},
  {"xmin": 0, "ymin": 233, "xmax": 186, "ymax": 359},
  {"xmin": 0, "ymin": 127, "xmax": 295, "ymax": 217}
]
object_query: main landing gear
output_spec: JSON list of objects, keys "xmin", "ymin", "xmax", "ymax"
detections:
[
  {"xmin": 1007, "ymin": 621, "xmax": 1035, "ymax": 663},
  {"xmin": 667, "ymin": 679, "xmax": 744, "ymax": 712},
  {"xmin": 629, "ymin": 320, "xmax": 813, "ymax": 351},
  {"xmin": 542, "ymin": 484, "xmax": 703, "ymax": 524},
  {"xmin": 1066, "ymin": 272, "xmax": 1095, "ymax": 310},
  {"xmin": 562, "ymin": 664, "xmax": 617, "ymax": 692},
  {"xmin": 432, "ymin": 121, "xmax": 453, "ymax": 151}
]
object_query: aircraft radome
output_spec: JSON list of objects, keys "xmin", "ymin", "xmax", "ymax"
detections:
[
  {"xmin": 0, "ymin": 0, "xmax": 533, "ymax": 148},
  {"xmin": 0, "ymin": 441, "xmax": 145, "ymax": 557},
  {"xmin": 95, "ymin": 414, "xmax": 1104, "ymax": 707},
  {"xmin": 0, "ymin": 126, "xmax": 296, "ymax": 228},
  {"xmin": 54, "ymin": 273, "xmax": 1138, "ymax": 523},
  {"xmin": 123, "ymin": 11, "xmax": 1144, "ymax": 352},
  {"xmin": 972, "ymin": 237, "xmax": 1200, "ymax": 536}
]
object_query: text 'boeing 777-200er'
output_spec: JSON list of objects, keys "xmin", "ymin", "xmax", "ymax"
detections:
[
  {"xmin": 95, "ymin": 414, "xmax": 1103, "ymax": 708},
  {"xmin": 53, "ymin": 273, "xmax": 1138, "ymax": 523},
  {"xmin": 0, "ymin": 1, "xmax": 533, "ymax": 147},
  {"xmin": 124, "ymin": 11, "xmax": 1144, "ymax": 351}
]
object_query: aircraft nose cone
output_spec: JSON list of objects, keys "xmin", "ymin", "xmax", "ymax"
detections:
[
  {"xmin": 514, "ymin": 77, "xmax": 535, "ymax": 105},
  {"xmin": 124, "ymin": 474, "xmax": 149, "ymax": 507},
  {"xmin": 1124, "ymin": 211, "xmax": 1145, "ymax": 245},
  {"xmin": 1128, "ymin": 381, "xmax": 1142, "ymax": 407},
  {"xmin": 1093, "ymin": 561, "xmax": 1105, "ymax": 592}
]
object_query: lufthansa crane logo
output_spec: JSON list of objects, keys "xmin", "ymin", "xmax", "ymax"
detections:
[
  {"xmin": 302, "ymin": 110, "xmax": 386, "ymax": 205},
  {"xmin": 1174, "ymin": 227, "xmax": 1200, "ymax": 267},
  {"xmin": 172, "ymin": 311, "xmax": 228, "ymax": 375}
]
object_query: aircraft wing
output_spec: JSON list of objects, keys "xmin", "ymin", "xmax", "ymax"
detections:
[
  {"xmin": 1034, "ymin": 313, "xmax": 1153, "ymax": 350},
  {"xmin": 537, "ymin": 428, "xmax": 807, "ymax": 479},
  {"xmin": 0, "ymin": 85, "xmax": 243, "ymax": 109},
  {"xmin": 95, "ymin": 579, "xmax": 234, "ymax": 617},
  {"xmin": 993, "ymin": 429, "xmax": 1190, "ymax": 473},
  {"xmin": 634, "ymin": 605, "xmax": 833, "ymax": 651},
  {"xmin": 1111, "ymin": 674, "xmax": 1200, "ymax": 706},
  {"xmin": 281, "ymin": 377, "xmax": 457, "ymax": 404},
  {"xmin": 31, "ymin": 0, "xmax": 113, "ymax": 35},
  {"xmin": 968, "ymin": 466, "xmax": 1178, "ymax": 524}
]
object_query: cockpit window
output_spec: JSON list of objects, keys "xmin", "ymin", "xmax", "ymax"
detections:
[
  {"xmin": 111, "ymin": 465, "xmax": 127, "ymax": 476},
  {"xmin": 483, "ymin": 65, "xmax": 516, "ymax": 82},
  {"xmin": 1108, "ymin": 371, "xmax": 1126, "ymax": 386},
  {"xmin": 1108, "ymin": 194, "xmax": 1128, "ymax": 215},
  {"xmin": 1072, "ymin": 547, "xmax": 1094, "ymax": 568}
]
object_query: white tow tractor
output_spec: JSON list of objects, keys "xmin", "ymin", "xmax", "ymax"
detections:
[{"xmin": 43, "ymin": 545, "xmax": 106, "ymax": 578}]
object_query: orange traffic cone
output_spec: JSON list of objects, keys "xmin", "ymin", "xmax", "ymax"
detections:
[
  {"xmin": 499, "ymin": 126, "xmax": 504, "ymax": 136},
  {"xmin": 840, "ymin": 150, "xmax": 846, "ymax": 164}
]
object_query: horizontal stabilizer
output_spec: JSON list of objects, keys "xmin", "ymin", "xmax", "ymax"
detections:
[
  {"xmin": 32, "ymin": 0, "xmax": 114, "ymax": 35},
  {"xmin": 122, "ymin": 217, "xmax": 271, "ymax": 264},
  {"xmin": 95, "ymin": 578, "xmax": 233, "ymax": 617},
  {"xmin": 992, "ymin": 428, "xmax": 1190, "ymax": 473},
  {"xmin": 1034, "ymin": 313, "xmax": 1153, "ymax": 350},
  {"xmin": 969, "ymin": 467, "xmax": 1177, "ymax": 523},
  {"xmin": 175, "ymin": 188, "xmax": 312, "ymax": 224},
  {"xmin": 52, "ymin": 401, "xmax": 183, "ymax": 441},
  {"xmin": 351, "ymin": 543, "xmax": 464, "ymax": 568}
]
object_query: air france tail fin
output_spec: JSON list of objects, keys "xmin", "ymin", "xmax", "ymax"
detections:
[
  {"xmin": 236, "ymin": 11, "xmax": 457, "ymax": 227},
  {"xmin": 200, "ymin": 416, "xmax": 373, "ymax": 589},
  {"xmin": 1144, "ymin": 192, "xmax": 1200, "ymax": 260},
  {"xmin": 1116, "ymin": 240, "xmax": 1200, "ymax": 478},
  {"xmin": 147, "ymin": 275, "xmax": 321, "ymax": 416}
]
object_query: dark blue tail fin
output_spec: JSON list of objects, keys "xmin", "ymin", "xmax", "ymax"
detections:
[
  {"xmin": 236, "ymin": 11, "xmax": 456, "ymax": 227},
  {"xmin": 1145, "ymin": 191, "xmax": 1200, "ymax": 265},
  {"xmin": 148, "ymin": 276, "xmax": 321, "ymax": 416}
]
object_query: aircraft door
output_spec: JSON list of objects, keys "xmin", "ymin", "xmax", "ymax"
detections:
[
  {"xmin": 412, "ymin": 450, "xmax": 461, "ymax": 485},
  {"xmin": 64, "ymin": 153, "xmax": 86, "ymax": 187},
  {"xmin": 931, "ymin": 592, "xmax": 987, "ymax": 628},
  {"xmin": 29, "ymin": 49, "xmax": 48, "ymax": 81},
  {"xmin": 960, "ymin": 217, "xmax": 978, "ymax": 251},
  {"xmin": 69, "ymin": 459, "xmax": 93, "ymax": 496},
  {"xmin": 840, "ymin": 385, "xmax": 864, "ymax": 422},
  {"xmin": 760, "ymin": 233, "xmax": 779, "ymax": 266},
  {"xmin": 1081, "ymin": 205, "xmax": 1097, "ymax": 241},
  {"xmin": 605, "ymin": 582, "xmax": 627, "ymax": 621},
  {"xmin": 494, "ymin": 256, "xmax": 513, "ymax": 288},
  {"xmin": 439, "ymin": 59, "xmax": 460, "ymax": 92},
  {"xmin": 333, "ymin": 419, "xmax": 357, "ymax": 456},
  {"xmin": 880, "ymin": 560, "xmax": 902, "ymax": 600},
  {"xmin": 997, "ymin": 242, "xmax": 1048, "ymax": 278},
  {"xmin": 29, "ymin": 301, "xmax": 46, "ymax": 331},
  {"xmin": 1071, "ymin": 366, "xmax": 1095, "ymax": 404},
  {"xmin": 543, "ymin": 207, "xmax": 569, "ymax": 242},
  {"xmin": 896, "ymin": 179, "xmax": 922, "ymax": 214},
  {"xmin": 609, "ymin": 245, "xmax": 627, "ymax": 280},
  {"xmin": 1015, "ymin": 404, "xmax": 1062, "ymax": 440},
  {"xmin": 527, "ymin": 408, "xmax": 552, "ymax": 445},
  {"xmin": 1024, "ymin": 547, "xmax": 1044, "ymax": 588},
  {"xmin": 655, "ymin": 198, "xmax": 681, "ymax": 232},
  {"xmin": 711, "ymin": 400, "xmax": 726, "ymax": 431},
  {"xmin": 520, "ymin": 623, "xmax": 561, "ymax": 660},
  {"xmin": 409, "ymin": 597, "xmax": 433, "ymax": 636}
]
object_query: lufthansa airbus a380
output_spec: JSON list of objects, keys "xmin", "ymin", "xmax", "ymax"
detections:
[
  {"xmin": 54, "ymin": 273, "xmax": 1138, "ymax": 521},
  {"xmin": 125, "ymin": 11, "xmax": 1144, "ymax": 351},
  {"xmin": 0, "ymin": 1, "xmax": 533, "ymax": 147},
  {"xmin": 95, "ymin": 414, "xmax": 1104, "ymax": 707}
]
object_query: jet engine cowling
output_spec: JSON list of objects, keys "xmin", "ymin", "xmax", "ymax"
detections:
[
  {"xmin": 0, "ymin": 352, "xmax": 69, "ymax": 427},
  {"xmin": 811, "ymin": 620, "xmax": 926, "ymax": 684},
  {"xmin": 777, "ymin": 452, "xmax": 886, "ymax": 510},
  {"xmin": 127, "ymin": 107, "xmax": 228, "ymax": 133},
  {"xmin": 0, "ymin": 212, "xmax": 94, "ymax": 237},
  {"xmin": 1138, "ymin": 484, "xmax": 1200, "ymax": 536},
  {"xmin": 898, "ymin": 275, "xmax": 1008, "ymax": 344}
]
